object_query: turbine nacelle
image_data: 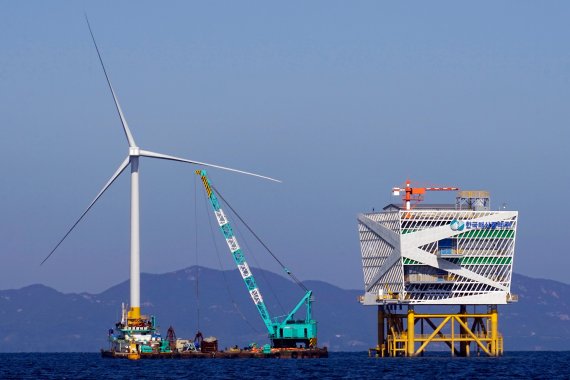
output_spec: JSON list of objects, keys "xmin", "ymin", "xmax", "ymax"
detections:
[{"xmin": 129, "ymin": 147, "xmax": 141, "ymax": 157}]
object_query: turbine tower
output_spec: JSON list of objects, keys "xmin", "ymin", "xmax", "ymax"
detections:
[{"xmin": 42, "ymin": 17, "xmax": 278, "ymax": 322}]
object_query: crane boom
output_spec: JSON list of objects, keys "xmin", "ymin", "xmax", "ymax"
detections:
[
  {"xmin": 196, "ymin": 170, "xmax": 274, "ymax": 333},
  {"xmin": 195, "ymin": 169, "xmax": 318, "ymax": 348}
]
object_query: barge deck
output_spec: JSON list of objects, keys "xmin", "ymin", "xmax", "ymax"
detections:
[{"xmin": 102, "ymin": 347, "xmax": 328, "ymax": 359}]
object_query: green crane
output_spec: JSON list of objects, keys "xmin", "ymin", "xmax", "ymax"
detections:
[{"xmin": 196, "ymin": 169, "xmax": 317, "ymax": 348}]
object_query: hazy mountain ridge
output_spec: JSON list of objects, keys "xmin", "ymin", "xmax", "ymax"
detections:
[{"xmin": 0, "ymin": 268, "xmax": 568, "ymax": 352}]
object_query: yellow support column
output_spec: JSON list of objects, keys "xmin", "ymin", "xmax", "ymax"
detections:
[
  {"xmin": 127, "ymin": 306, "xmax": 141, "ymax": 321},
  {"xmin": 490, "ymin": 306, "xmax": 498, "ymax": 356},
  {"xmin": 128, "ymin": 342, "xmax": 140, "ymax": 360},
  {"xmin": 407, "ymin": 308, "xmax": 415, "ymax": 357},
  {"xmin": 451, "ymin": 316, "xmax": 455, "ymax": 357}
]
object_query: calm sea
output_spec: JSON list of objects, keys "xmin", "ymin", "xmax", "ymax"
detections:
[{"xmin": 0, "ymin": 352, "xmax": 568, "ymax": 379}]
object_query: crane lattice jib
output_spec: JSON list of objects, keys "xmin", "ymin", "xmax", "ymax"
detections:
[{"xmin": 196, "ymin": 170, "xmax": 274, "ymax": 334}]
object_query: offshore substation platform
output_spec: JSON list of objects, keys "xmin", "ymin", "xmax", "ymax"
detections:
[{"xmin": 358, "ymin": 180, "xmax": 518, "ymax": 357}]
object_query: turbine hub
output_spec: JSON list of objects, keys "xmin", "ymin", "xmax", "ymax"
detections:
[{"xmin": 129, "ymin": 147, "xmax": 140, "ymax": 157}]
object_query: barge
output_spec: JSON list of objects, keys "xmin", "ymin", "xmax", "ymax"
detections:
[
  {"xmin": 101, "ymin": 348, "xmax": 328, "ymax": 359},
  {"xmin": 102, "ymin": 303, "xmax": 328, "ymax": 360}
]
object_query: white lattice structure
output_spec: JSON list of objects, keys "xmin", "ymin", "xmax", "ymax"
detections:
[{"xmin": 358, "ymin": 207, "xmax": 518, "ymax": 305}]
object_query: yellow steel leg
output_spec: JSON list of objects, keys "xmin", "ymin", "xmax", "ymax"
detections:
[
  {"xmin": 491, "ymin": 306, "xmax": 498, "ymax": 356},
  {"xmin": 451, "ymin": 317, "xmax": 455, "ymax": 357},
  {"xmin": 407, "ymin": 309, "xmax": 415, "ymax": 357}
]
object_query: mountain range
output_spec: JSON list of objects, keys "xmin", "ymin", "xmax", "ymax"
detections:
[{"xmin": 0, "ymin": 266, "xmax": 568, "ymax": 352}]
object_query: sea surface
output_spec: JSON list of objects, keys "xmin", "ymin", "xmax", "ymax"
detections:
[{"xmin": 0, "ymin": 352, "xmax": 569, "ymax": 379}]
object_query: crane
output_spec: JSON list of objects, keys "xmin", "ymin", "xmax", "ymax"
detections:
[
  {"xmin": 195, "ymin": 169, "xmax": 318, "ymax": 349},
  {"xmin": 392, "ymin": 179, "xmax": 459, "ymax": 210}
]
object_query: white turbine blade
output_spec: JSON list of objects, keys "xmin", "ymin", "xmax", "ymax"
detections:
[
  {"xmin": 85, "ymin": 15, "xmax": 137, "ymax": 148},
  {"xmin": 139, "ymin": 149, "xmax": 281, "ymax": 183},
  {"xmin": 41, "ymin": 156, "xmax": 131, "ymax": 265}
]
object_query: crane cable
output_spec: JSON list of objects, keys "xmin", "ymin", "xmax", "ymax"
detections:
[
  {"xmin": 232, "ymin": 216, "xmax": 286, "ymax": 316},
  {"xmin": 211, "ymin": 184, "xmax": 308, "ymax": 293},
  {"xmin": 202, "ymin": 191, "xmax": 259, "ymax": 334}
]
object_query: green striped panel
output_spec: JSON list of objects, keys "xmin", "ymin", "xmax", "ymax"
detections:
[
  {"xmin": 460, "ymin": 257, "xmax": 512, "ymax": 265},
  {"xmin": 403, "ymin": 257, "xmax": 511, "ymax": 265},
  {"xmin": 401, "ymin": 229, "xmax": 514, "ymax": 238},
  {"xmin": 457, "ymin": 229, "xmax": 515, "ymax": 239}
]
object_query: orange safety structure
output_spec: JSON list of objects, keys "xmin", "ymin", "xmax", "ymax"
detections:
[{"xmin": 392, "ymin": 179, "xmax": 459, "ymax": 210}]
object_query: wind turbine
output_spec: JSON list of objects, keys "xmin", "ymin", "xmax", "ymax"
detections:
[{"xmin": 42, "ymin": 17, "xmax": 279, "ymax": 323}]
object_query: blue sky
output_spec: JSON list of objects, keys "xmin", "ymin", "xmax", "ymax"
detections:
[{"xmin": 0, "ymin": 1, "xmax": 569, "ymax": 293}]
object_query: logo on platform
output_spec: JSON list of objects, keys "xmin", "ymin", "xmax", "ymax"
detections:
[
  {"xmin": 465, "ymin": 221, "xmax": 514, "ymax": 229},
  {"xmin": 450, "ymin": 219, "xmax": 465, "ymax": 231}
]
